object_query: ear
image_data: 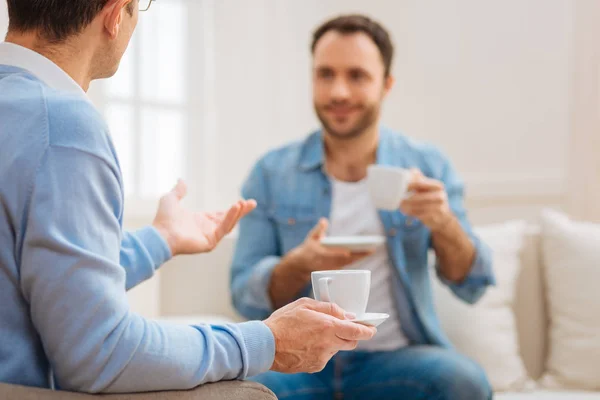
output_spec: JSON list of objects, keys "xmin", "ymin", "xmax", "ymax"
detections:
[
  {"xmin": 103, "ymin": 0, "xmax": 133, "ymax": 39},
  {"xmin": 383, "ymin": 74, "xmax": 396, "ymax": 98}
]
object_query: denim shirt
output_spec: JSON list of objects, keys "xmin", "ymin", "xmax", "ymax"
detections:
[{"xmin": 230, "ymin": 128, "xmax": 495, "ymax": 347}]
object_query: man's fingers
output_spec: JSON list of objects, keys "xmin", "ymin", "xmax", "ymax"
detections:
[
  {"xmin": 171, "ymin": 179, "xmax": 188, "ymax": 200},
  {"xmin": 228, "ymin": 201, "xmax": 245, "ymax": 231},
  {"xmin": 321, "ymin": 251, "xmax": 373, "ymax": 268},
  {"xmin": 347, "ymin": 251, "xmax": 374, "ymax": 263},
  {"xmin": 309, "ymin": 218, "xmax": 329, "ymax": 240},
  {"xmin": 235, "ymin": 200, "xmax": 257, "ymax": 226},
  {"xmin": 334, "ymin": 320, "xmax": 377, "ymax": 341},
  {"xmin": 206, "ymin": 211, "xmax": 226, "ymax": 221},
  {"xmin": 300, "ymin": 299, "xmax": 353, "ymax": 320},
  {"xmin": 402, "ymin": 191, "xmax": 445, "ymax": 206},
  {"xmin": 402, "ymin": 206, "xmax": 429, "ymax": 217},
  {"xmin": 320, "ymin": 247, "xmax": 353, "ymax": 258},
  {"xmin": 215, "ymin": 203, "xmax": 242, "ymax": 240},
  {"xmin": 407, "ymin": 177, "xmax": 444, "ymax": 193},
  {"xmin": 334, "ymin": 338, "xmax": 359, "ymax": 352},
  {"xmin": 241, "ymin": 199, "xmax": 257, "ymax": 217},
  {"xmin": 324, "ymin": 249, "xmax": 374, "ymax": 267},
  {"xmin": 409, "ymin": 168, "xmax": 424, "ymax": 178}
]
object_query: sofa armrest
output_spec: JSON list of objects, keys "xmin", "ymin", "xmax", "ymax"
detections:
[{"xmin": 0, "ymin": 381, "xmax": 277, "ymax": 400}]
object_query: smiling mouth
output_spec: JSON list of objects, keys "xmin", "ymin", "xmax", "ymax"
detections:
[{"xmin": 325, "ymin": 106, "xmax": 359, "ymax": 116}]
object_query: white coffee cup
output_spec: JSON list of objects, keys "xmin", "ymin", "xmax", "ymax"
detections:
[
  {"xmin": 311, "ymin": 270, "xmax": 371, "ymax": 316},
  {"xmin": 366, "ymin": 165, "xmax": 412, "ymax": 211}
]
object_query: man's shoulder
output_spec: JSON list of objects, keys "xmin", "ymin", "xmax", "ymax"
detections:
[
  {"xmin": 382, "ymin": 129, "xmax": 445, "ymax": 158},
  {"xmin": 254, "ymin": 132, "xmax": 318, "ymax": 173},
  {"xmin": 43, "ymin": 90, "xmax": 112, "ymax": 158},
  {"xmin": 0, "ymin": 69, "xmax": 113, "ymax": 161},
  {"xmin": 0, "ymin": 67, "xmax": 48, "ymax": 119},
  {"xmin": 381, "ymin": 128, "xmax": 454, "ymax": 180}
]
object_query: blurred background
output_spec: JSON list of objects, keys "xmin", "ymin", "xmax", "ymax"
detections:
[{"xmin": 1, "ymin": 0, "xmax": 599, "ymax": 317}]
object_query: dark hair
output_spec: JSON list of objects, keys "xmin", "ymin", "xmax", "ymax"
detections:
[
  {"xmin": 7, "ymin": 0, "xmax": 134, "ymax": 42},
  {"xmin": 311, "ymin": 14, "xmax": 394, "ymax": 77}
]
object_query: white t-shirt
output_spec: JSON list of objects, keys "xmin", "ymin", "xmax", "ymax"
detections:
[{"xmin": 328, "ymin": 177, "xmax": 409, "ymax": 351}]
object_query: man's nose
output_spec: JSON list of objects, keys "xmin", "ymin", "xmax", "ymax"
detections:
[{"xmin": 330, "ymin": 77, "xmax": 351, "ymax": 100}]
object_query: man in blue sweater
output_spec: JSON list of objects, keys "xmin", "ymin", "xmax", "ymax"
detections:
[{"xmin": 0, "ymin": 0, "xmax": 376, "ymax": 394}]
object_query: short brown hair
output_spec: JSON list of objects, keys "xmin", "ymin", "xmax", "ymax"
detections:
[
  {"xmin": 311, "ymin": 14, "xmax": 394, "ymax": 77},
  {"xmin": 7, "ymin": 0, "xmax": 134, "ymax": 42}
]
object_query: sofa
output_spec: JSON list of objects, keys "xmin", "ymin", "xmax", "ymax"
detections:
[
  {"xmin": 154, "ymin": 212, "xmax": 600, "ymax": 399},
  {"xmin": 0, "ymin": 381, "xmax": 276, "ymax": 400}
]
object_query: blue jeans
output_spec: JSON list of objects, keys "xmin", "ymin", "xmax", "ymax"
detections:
[{"xmin": 252, "ymin": 346, "xmax": 492, "ymax": 400}]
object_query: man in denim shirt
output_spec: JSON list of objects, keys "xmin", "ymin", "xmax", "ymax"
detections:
[{"xmin": 231, "ymin": 14, "xmax": 495, "ymax": 400}]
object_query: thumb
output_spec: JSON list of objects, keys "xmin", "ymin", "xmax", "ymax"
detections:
[
  {"xmin": 172, "ymin": 179, "xmax": 188, "ymax": 200},
  {"xmin": 308, "ymin": 218, "xmax": 329, "ymax": 240},
  {"xmin": 409, "ymin": 168, "xmax": 424, "ymax": 181}
]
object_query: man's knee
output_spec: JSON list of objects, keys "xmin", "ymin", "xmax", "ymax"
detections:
[
  {"xmin": 434, "ymin": 353, "xmax": 492, "ymax": 400},
  {"xmin": 250, "ymin": 371, "xmax": 331, "ymax": 399}
]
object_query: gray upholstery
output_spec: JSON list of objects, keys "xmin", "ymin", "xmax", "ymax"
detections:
[{"xmin": 0, "ymin": 381, "xmax": 277, "ymax": 400}]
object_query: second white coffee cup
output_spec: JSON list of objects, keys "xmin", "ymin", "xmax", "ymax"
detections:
[
  {"xmin": 366, "ymin": 165, "xmax": 412, "ymax": 211},
  {"xmin": 312, "ymin": 270, "xmax": 371, "ymax": 316}
]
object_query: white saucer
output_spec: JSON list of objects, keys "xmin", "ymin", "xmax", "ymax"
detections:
[
  {"xmin": 350, "ymin": 313, "xmax": 389, "ymax": 327},
  {"xmin": 320, "ymin": 236, "xmax": 386, "ymax": 252}
]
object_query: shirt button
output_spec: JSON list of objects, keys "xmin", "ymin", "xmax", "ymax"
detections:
[
  {"xmin": 406, "ymin": 219, "xmax": 414, "ymax": 227},
  {"xmin": 288, "ymin": 218, "xmax": 296, "ymax": 226},
  {"xmin": 388, "ymin": 228, "xmax": 397, "ymax": 237}
]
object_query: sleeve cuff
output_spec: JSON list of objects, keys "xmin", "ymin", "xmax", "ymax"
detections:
[
  {"xmin": 246, "ymin": 256, "xmax": 281, "ymax": 312},
  {"xmin": 436, "ymin": 237, "xmax": 495, "ymax": 289},
  {"xmin": 135, "ymin": 226, "xmax": 173, "ymax": 268},
  {"xmin": 237, "ymin": 321, "xmax": 275, "ymax": 377}
]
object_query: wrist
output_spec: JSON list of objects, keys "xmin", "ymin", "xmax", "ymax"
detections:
[
  {"xmin": 286, "ymin": 247, "xmax": 312, "ymax": 278},
  {"xmin": 262, "ymin": 318, "xmax": 279, "ymax": 368},
  {"xmin": 430, "ymin": 211, "xmax": 455, "ymax": 234},
  {"xmin": 152, "ymin": 222, "xmax": 178, "ymax": 256}
]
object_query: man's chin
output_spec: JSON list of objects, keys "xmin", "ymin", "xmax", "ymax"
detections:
[
  {"xmin": 322, "ymin": 122, "xmax": 366, "ymax": 140},
  {"xmin": 92, "ymin": 66, "xmax": 119, "ymax": 81}
]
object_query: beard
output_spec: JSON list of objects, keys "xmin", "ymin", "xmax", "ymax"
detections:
[{"xmin": 315, "ymin": 101, "xmax": 381, "ymax": 140}]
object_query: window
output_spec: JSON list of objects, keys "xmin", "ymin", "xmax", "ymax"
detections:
[{"xmin": 91, "ymin": 0, "xmax": 215, "ymax": 215}]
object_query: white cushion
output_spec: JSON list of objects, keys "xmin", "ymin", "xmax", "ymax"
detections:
[
  {"xmin": 512, "ymin": 227, "xmax": 547, "ymax": 380},
  {"xmin": 433, "ymin": 220, "xmax": 534, "ymax": 391},
  {"xmin": 539, "ymin": 210, "xmax": 600, "ymax": 390}
]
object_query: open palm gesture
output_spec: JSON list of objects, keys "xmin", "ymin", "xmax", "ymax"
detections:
[{"xmin": 152, "ymin": 180, "xmax": 256, "ymax": 256}]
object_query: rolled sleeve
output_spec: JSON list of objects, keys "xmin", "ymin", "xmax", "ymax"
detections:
[
  {"xmin": 231, "ymin": 161, "xmax": 282, "ymax": 321},
  {"xmin": 436, "ymin": 236, "xmax": 495, "ymax": 304},
  {"xmin": 248, "ymin": 256, "xmax": 280, "ymax": 311},
  {"xmin": 431, "ymin": 147, "xmax": 495, "ymax": 304}
]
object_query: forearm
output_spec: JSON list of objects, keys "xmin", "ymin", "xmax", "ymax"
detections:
[
  {"xmin": 269, "ymin": 251, "xmax": 311, "ymax": 310},
  {"xmin": 120, "ymin": 228, "xmax": 172, "ymax": 290},
  {"xmin": 431, "ymin": 215, "xmax": 476, "ymax": 282},
  {"xmin": 23, "ymin": 147, "xmax": 274, "ymax": 393}
]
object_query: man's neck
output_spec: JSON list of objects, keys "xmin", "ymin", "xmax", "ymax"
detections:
[
  {"xmin": 324, "ymin": 125, "xmax": 379, "ymax": 182},
  {"xmin": 5, "ymin": 32, "xmax": 94, "ymax": 92}
]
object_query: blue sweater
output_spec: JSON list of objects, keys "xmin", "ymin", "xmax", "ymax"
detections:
[{"xmin": 0, "ymin": 65, "xmax": 275, "ymax": 393}]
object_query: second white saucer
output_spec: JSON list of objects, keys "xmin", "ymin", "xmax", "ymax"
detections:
[{"xmin": 350, "ymin": 313, "xmax": 389, "ymax": 327}]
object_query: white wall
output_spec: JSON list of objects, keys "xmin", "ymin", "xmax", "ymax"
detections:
[
  {"xmin": 208, "ymin": 0, "xmax": 574, "ymax": 225},
  {"xmin": 0, "ymin": 1, "xmax": 8, "ymax": 36}
]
